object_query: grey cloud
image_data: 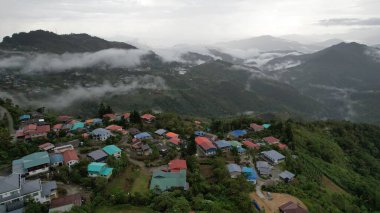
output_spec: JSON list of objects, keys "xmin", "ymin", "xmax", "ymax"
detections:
[
  {"xmin": 319, "ymin": 18, "xmax": 380, "ymax": 26},
  {"xmin": 0, "ymin": 49, "xmax": 149, "ymax": 72}
]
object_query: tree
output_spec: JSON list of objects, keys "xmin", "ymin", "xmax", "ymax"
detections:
[
  {"xmin": 130, "ymin": 110, "xmax": 141, "ymax": 124},
  {"xmin": 98, "ymin": 102, "xmax": 106, "ymax": 118}
]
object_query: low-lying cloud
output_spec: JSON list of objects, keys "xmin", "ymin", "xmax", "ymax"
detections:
[
  {"xmin": 319, "ymin": 18, "xmax": 380, "ymax": 26},
  {"xmin": 2, "ymin": 75, "xmax": 168, "ymax": 109},
  {"xmin": 0, "ymin": 49, "xmax": 149, "ymax": 73}
]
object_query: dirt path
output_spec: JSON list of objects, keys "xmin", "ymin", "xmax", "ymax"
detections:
[{"xmin": 250, "ymin": 191, "xmax": 308, "ymax": 213}]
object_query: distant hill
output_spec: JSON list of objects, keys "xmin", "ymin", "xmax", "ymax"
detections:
[
  {"xmin": 216, "ymin": 35, "xmax": 320, "ymax": 52},
  {"xmin": 263, "ymin": 42, "xmax": 380, "ymax": 123},
  {"xmin": 0, "ymin": 30, "xmax": 136, "ymax": 53}
]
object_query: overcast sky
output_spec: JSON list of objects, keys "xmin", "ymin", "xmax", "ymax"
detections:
[{"xmin": 1, "ymin": 0, "xmax": 380, "ymax": 47}]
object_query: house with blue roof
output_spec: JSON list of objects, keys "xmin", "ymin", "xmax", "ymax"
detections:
[
  {"xmin": 12, "ymin": 151, "xmax": 50, "ymax": 176},
  {"xmin": 237, "ymin": 146, "xmax": 246, "ymax": 155},
  {"xmin": 194, "ymin": 131, "xmax": 206, "ymax": 136},
  {"xmin": 229, "ymin": 130, "xmax": 247, "ymax": 138},
  {"xmin": 134, "ymin": 132, "xmax": 152, "ymax": 140},
  {"xmin": 49, "ymin": 153, "xmax": 64, "ymax": 167},
  {"xmin": 71, "ymin": 122, "xmax": 84, "ymax": 131},
  {"xmin": 102, "ymin": 145, "xmax": 122, "ymax": 158},
  {"xmin": 91, "ymin": 128, "xmax": 112, "ymax": 141},
  {"xmin": 92, "ymin": 118, "xmax": 103, "ymax": 125},
  {"xmin": 87, "ymin": 162, "xmax": 113, "ymax": 179},
  {"xmin": 155, "ymin": 129, "xmax": 167, "ymax": 136},
  {"xmin": 242, "ymin": 167, "xmax": 257, "ymax": 184},
  {"xmin": 19, "ymin": 114, "xmax": 31, "ymax": 121},
  {"xmin": 214, "ymin": 140, "xmax": 232, "ymax": 151},
  {"xmin": 227, "ymin": 163, "xmax": 242, "ymax": 178}
]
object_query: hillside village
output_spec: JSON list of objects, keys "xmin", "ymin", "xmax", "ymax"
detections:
[{"xmin": 0, "ymin": 104, "xmax": 310, "ymax": 213}]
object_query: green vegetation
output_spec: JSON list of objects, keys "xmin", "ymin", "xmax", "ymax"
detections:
[{"xmin": 96, "ymin": 205, "xmax": 156, "ymax": 213}]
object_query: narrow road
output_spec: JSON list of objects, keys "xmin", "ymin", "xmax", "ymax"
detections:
[{"xmin": 0, "ymin": 105, "xmax": 16, "ymax": 142}]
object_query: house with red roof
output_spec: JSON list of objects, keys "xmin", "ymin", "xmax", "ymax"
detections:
[
  {"xmin": 168, "ymin": 159, "xmax": 187, "ymax": 172},
  {"xmin": 57, "ymin": 115, "xmax": 72, "ymax": 122},
  {"xmin": 250, "ymin": 123, "xmax": 264, "ymax": 132},
  {"xmin": 23, "ymin": 124, "xmax": 37, "ymax": 134},
  {"xmin": 123, "ymin": 113, "xmax": 130, "ymax": 122},
  {"xmin": 62, "ymin": 149, "xmax": 79, "ymax": 167},
  {"xmin": 52, "ymin": 124, "xmax": 63, "ymax": 132},
  {"xmin": 141, "ymin": 114, "xmax": 156, "ymax": 123},
  {"xmin": 279, "ymin": 201, "xmax": 308, "ymax": 213},
  {"xmin": 103, "ymin": 113, "xmax": 117, "ymax": 121},
  {"xmin": 263, "ymin": 136, "xmax": 280, "ymax": 144},
  {"xmin": 277, "ymin": 143, "xmax": 287, "ymax": 150},
  {"xmin": 167, "ymin": 137, "xmax": 180, "ymax": 147},
  {"xmin": 106, "ymin": 125, "xmax": 123, "ymax": 132},
  {"xmin": 195, "ymin": 137, "xmax": 217, "ymax": 156},
  {"xmin": 29, "ymin": 125, "xmax": 50, "ymax": 139},
  {"xmin": 242, "ymin": 140, "xmax": 260, "ymax": 149}
]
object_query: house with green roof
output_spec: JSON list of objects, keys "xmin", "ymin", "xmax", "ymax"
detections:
[
  {"xmin": 228, "ymin": 140, "xmax": 242, "ymax": 148},
  {"xmin": 149, "ymin": 170, "xmax": 188, "ymax": 192},
  {"xmin": 102, "ymin": 145, "xmax": 122, "ymax": 158},
  {"xmin": 12, "ymin": 151, "xmax": 50, "ymax": 176},
  {"xmin": 71, "ymin": 122, "xmax": 85, "ymax": 131},
  {"xmin": 87, "ymin": 162, "xmax": 113, "ymax": 179}
]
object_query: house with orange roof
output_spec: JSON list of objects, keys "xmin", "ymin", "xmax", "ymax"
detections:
[
  {"xmin": 103, "ymin": 113, "xmax": 117, "ymax": 121},
  {"xmin": 106, "ymin": 125, "xmax": 123, "ymax": 132},
  {"xmin": 168, "ymin": 159, "xmax": 187, "ymax": 172},
  {"xmin": 166, "ymin": 132, "xmax": 179, "ymax": 139},
  {"xmin": 263, "ymin": 136, "xmax": 280, "ymax": 144},
  {"xmin": 250, "ymin": 123, "xmax": 264, "ymax": 132},
  {"xmin": 52, "ymin": 124, "xmax": 63, "ymax": 132}
]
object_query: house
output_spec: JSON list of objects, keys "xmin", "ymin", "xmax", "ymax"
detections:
[
  {"xmin": 250, "ymin": 123, "xmax": 264, "ymax": 132},
  {"xmin": 87, "ymin": 162, "xmax": 113, "ymax": 179},
  {"xmin": 62, "ymin": 124, "xmax": 72, "ymax": 131},
  {"xmin": 278, "ymin": 143, "xmax": 288, "ymax": 150},
  {"xmin": 53, "ymin": 144, "xmax": 74, "ymax": 154},
  {"xmin": 103, "ymin": 113, "xmax": 116, "ymax": 121},
  {"xmin": 227, "ymin": 163, "xmax": 242, "ymax": 178},
  {"xmin": 168, "ymin": 159, "xmax": 187, "ymax": 172},
  {"xmin": 262, "ymin": 124, "xmax": 271, "ymax": 129},
  {"xmin": 195, "ymin": 137, "xmax": 217, "ymax": 156},
  {"xmin": 57, "ymin": 115, "xmax": 72, "ymax": 123},
  {"xmin": 123, "ymin": 113, "xmax": 130, "ymax": 122},
  {"xmin": 82, "ymin": 133, "xmax": 89, "ymax": 139},
  {"xmin": 85, "ymin": 118, "xmax": 103, "ymax": 126},
  {"xmin": 263, "ymin": 136, "xmax": 280, "ymax": 144},
  {"xmin": 128, "ymin": 128, "xmax": 140, "ymax": 136},
  {"xmin": 52, "ymin": 124, "xmax": 63, "ymax": 132},
  {"xmin": 155, "ymin": 129, "xmax": 167, "ymax": 136},
  {"xmin": 19, "ymin": 114, "xmax": 31, "ymax": 121},
  {"xmin": 228, "ymin": 140, "xmax": 242, "ymax": 148},
  {"xmin": 24, "ymin": 125, "xmax": 50, "ymax": 139},
  {"xmin": 167, "ymin": 137, "xmax": 180, "ymax": 147},
  {"xmin": 91, "ymin": 128, "xmax": 112, "ymax": 141},
  {"xmin": 55, "ymin": 139, "xmax": 80, "ymax": 150},
  {"xmin": 62, "ymin": 149, "xmax": 79, "ymax": 167},
  {"xmin": 261, "ymin": 150, "xmax": 285, "ymax": 165},
  {"xmin": 256, "ymin": 161, "xmax": 272, "ymax": 176},
  {"xmin": 103, "ymin": 145, "xmax": 122, "ymax": 158},
  {"xmin": 213, "ymin": 140, "xmax": 232, "ymax": 151},
  {"xmin": 237, "ymin": 146, "xmax": 247, "ymax": 154},
  {"xmin": 70, "ymin": 122, "xmax": 84, "ymax": 131},
  {"xmin": 279, "ymin": 201, "xmax": 308, "ymax": 213},
  {"xmin": 38, "ymin": 143, "xmax": 55, "ymax": 151},
  {"xmin": 134, "ymin": 132, "xmax": 152, "ymax": 140},
  {"xmin": 204, "ymin": 133, "xmax": 218, "ymax": 142},
  {"xmin": 229, "ymin": 130, "xmax": 247, "ymax": 138},
  {"xmin": 0, "ymin": 174, "xmax": 56, "ymax": 210},
  {"xmin": 242, "ymin": 140, "xmax": 260, "ymax": 149},
  {"xmin": 12, "ymin": 152, "xmax": 50, "ymax": 176},
  {"xmin": 149, "ymin": 170, "xmax": 188, "ymax": 191},
  {"xmin": 41, "ymin": 181, "xmax": 58, "ymax": 200},
  {"xmin": 242, "ymin": 167, "xmax": 257, "ymax": 184},
  {"xmin": 279, "ymin": 170, "xmax": 295, "ymax": 182},
  {"xmin": 166, "ymin": 132, "xmax": 179, "ymax": 139},
  {"xmin": 138, "ymin": 144, "xmax": 152, "ymax": 156},
  {"xmin": 49, "ymin": 154, "xmax": 64, "ymax": 167},
  {"xmin": 49, "ymin": 193, "xmax": 82, "ymax": 213},
  {"xmin": 194, "ymin": 131, "xmax": 206, "ymax": 136},
  {"xmin": 141, "ymin": 114, "xmax": 155, "ymax": 123},
  {"xmin": 87, "ymin": 150, "xmax": 108, "ymax": 162},
  {"xmin": 106, "ymin": 125, "xmax": 123, "ymax": 132},
  {"xmin": 156, "ymin": 143, "xmax": 169, "ymax": 155}
]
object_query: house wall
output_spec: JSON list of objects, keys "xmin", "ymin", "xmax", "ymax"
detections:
[
  {"xmin": 67, "ymin": 160, "xmax": 79, "ymax": 167},
  {"xmin": 27, "ymin": 166, "xmax": 49, "ymax": 176}
]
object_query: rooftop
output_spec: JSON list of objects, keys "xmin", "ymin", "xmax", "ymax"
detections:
[{"xmin": 102, "ymin": 145, "xmax": 122, "ymax": 155}]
